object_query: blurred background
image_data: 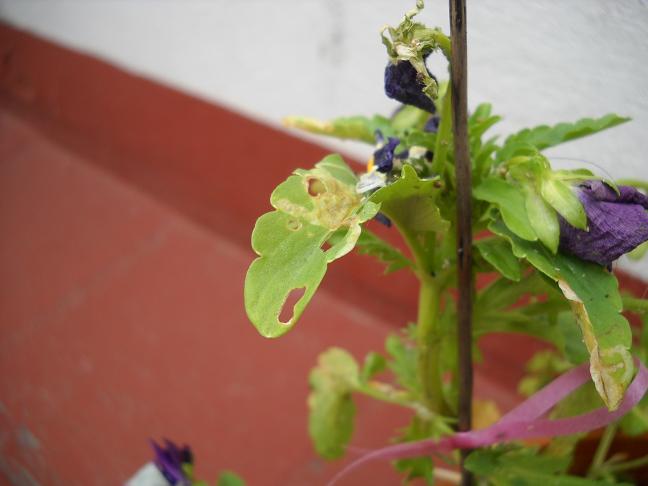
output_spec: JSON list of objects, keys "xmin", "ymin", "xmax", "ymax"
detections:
[{"xmin": 0, "ymin": 1, "xmax": 647, "ymax": 485}]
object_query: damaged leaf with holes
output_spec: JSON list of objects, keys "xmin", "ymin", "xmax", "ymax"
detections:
[{"xmin": 244, "ymin": 154, "xmax": 379, "ymax": 338}]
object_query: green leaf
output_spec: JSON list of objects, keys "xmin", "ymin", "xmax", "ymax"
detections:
[
  {"xmin": 627, "ymin": 240, "xmax": 648, "ymax": 261},
  {"xmin": 501, "ymin": 114, "xmax": 630, "ymax": 154},
  {"xmin": 385, "ymin": 333, "xmax": 419, "ymax": 394},
  {"xmin": 469, "ymin": 103, "xmax": 502, "ymax": 160},
  {"xmin": 245, "ymin": 154, "xmax": 378, "ymax": 338},
  {"xmin": 476, "ymin": 272, "xmax": 554, "ymax": 313},
  {"xmin": 360, "ymin": 352, "xmax": 387, "ymax": 382},
  {"xmin": 525, "ymin": 185, "xmax": 560, "ymax": 253},
  {"xmin": 308, "ymin": 348, "xmax": 359, "ymax": 459},
  {"xmin": 540, "ymin": 177, "xmax": 587, "ymax": 229},
  {"xmin": 556, "ymin": 311, "xmax": 590, "ymax": 365},
  {"xmin": 620, "ymin": 394, "xmax": 648, "ymax": 436},
  {"xmin": 391, "ymin": 105, "xmax": 429, "ymax": 132},
  {"xmin": 355, "ymin": 229, "xmax": 414, "ymax": 274},
  {"xmin": 475, "ymin": 236, "xmax": 522, "ymax": 281},
  {"xmin": 283, "ymin": 114, "xmax": 392, "ymax": 143},
  {"xmin": 466, "ymin": 446, "xmax": 622, "ymax": 485},
  {"xmin": 473, "ymin": 177, "xmax": 537, "ymax": 241},
  {"xmin": 370, "ymin": 165, "xmax": 448, "ymax": 234},
  {"xmin": 216, "ymin": 471, "xmax": 246, "ymax": 486},
  {"xmin": 490, "ymin": 220, "xmax": 633, "ymax": 410}
]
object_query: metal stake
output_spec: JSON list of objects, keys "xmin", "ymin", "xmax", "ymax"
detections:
[{"xmin": 449, "ymin": 0, "xmax": 474, "ymax": 484}]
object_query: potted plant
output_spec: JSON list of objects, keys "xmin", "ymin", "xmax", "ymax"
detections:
[{"xmin": 243, "ymin": 1, "xmax": 648, "ymax": 484}]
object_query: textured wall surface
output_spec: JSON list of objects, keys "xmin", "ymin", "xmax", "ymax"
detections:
[{"xmin": 1, "ymin": 0, "xmax": 647, "ymax": 276}]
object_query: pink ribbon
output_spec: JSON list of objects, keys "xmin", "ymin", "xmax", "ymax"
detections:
[{"xmin": 329, "ymin": 360, "xmax": 648, "ymax": 485}]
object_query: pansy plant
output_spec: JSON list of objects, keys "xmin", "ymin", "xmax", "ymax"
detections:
[{"xmin": 245, "ymin": 2, "xmax": 648, "ymax": 484}]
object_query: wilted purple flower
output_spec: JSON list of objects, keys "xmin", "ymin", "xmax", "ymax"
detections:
[
  {"xmin": 559, "ymin": 180, "xmax": 648, "ymax": 267},
  {"xmin": 373, "ymin": 136, "xmax": 400, "ymax": 173},
  {"xmin": 150, "ymin": 439, "xmax": 193, "ymax": 486},
  {"xmin": 384, "ymin": 60, "xmax": 437, "ymax": 113}
]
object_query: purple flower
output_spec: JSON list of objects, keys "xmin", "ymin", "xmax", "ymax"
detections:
[
  {"xmin": 373, "ymin": 136, "xmax": 401, "ymax": 173},
  {"xmin": 559, "ymin": 180, "xmax": 648, "ymax": 267},
  {"xmin": 384, "ymin": 60, "xmax": 437, "ymax": 113},
  {"xmin": 150, "ymin": 439, "xmax": 193, "ymax": 486}
]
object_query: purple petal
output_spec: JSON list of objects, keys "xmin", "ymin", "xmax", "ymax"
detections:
[
  {"xmin": 374, "ymin": 212, "xmax": 392, "ymax": 227},
  {"xmin": 384, "ymin": 61, "xmax": 436, "ymax": 113},
  {"xmin": 558, "ymin": 181, "xmax": 648, "ymax": 266},
  {"xmin": 150, "ymin": 439, "xmax": 192, "ymax": 486},
  {"xmin": 373, "ymin": 137, "xmax": 400, "ymax": 173}
]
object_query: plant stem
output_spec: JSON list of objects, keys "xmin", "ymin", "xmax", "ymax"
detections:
[
  {"xmin": 417, "ymin": 278, "xmax": 445, "ymax": 414},
  {"xmin": 605, "ymin": 453, "xmax": 648, "ymax": 474},
  {"xmin": 622, "ymin": 295, "xmax": 648, "ymax": 314},
  {"xmin": 431, "ymin": 84, "xmax": 454, "ymax": 177},
  {"xmin": 588, "ymin": 422, "xmax": 618, "ymax": 477},
  {"xmin": 387, "ymin": 212, "xmax": 447, "ymax": 421},
  {"xmin": 355, "ymin": 381, "xmax": 433, "ymax": 419}
]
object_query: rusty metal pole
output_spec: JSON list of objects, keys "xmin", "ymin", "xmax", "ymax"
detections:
[{"xmin": 449, "ymin": 0, "xmax": 474, "ymax": 484}]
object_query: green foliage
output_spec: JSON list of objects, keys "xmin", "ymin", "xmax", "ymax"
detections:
[
  {"xmin": 216, "ymin": 471, "xmax": 246, "ymax": 486},
  {"xmin": 244, "ymin": 154, "xmax": 378, "ymax": 338},
  {"xmin": 540, "ymin": 176, "xmax": 587, "ymax": 229},
  {"xmin": 491, "ymin": 220, "xmax": 633, "ymax": 410},
  {"xmin": 283, "ymin": 114, "xmax": 393, "ymax": 143},
  {"xmin": 371, "ymin": 165, "xmax": 448, "ymax": 234},
  {"xmin": 524, "ymin": 184, "xmax": 560, "ymax": 253},
  {"xmin": 475, "ymin": 236, "xmax": 522, "ymax": 281},
  {"xmin": 355, "ymin": 229, "xmax": 414, "ymax": 274},
  {"xmin": 360, "ymin": 351, "xmax": 387, "ymax": 382},
  {"xmin": 393, "ymin": 422, "xmax": 436, "ymax": 485},
  {"xmin": 469, "ymin": 103, "xmax": 502, "ymax": 180},
  {"xmin": 391, "ymin": 105, "xmax": 430, "ymax": 132},
  {"xmin": 308, "ymin": 348, "xmax": 360, "ymax": 459},
  {"xmin": 473, "ymin": 177, "xmax": 537, "ymax": 241},
  {"xmin": 465, "ymin": 446, "xmax": 623, "ymax": 485},
  {"xmin": 620, "ymin": 316, "xmax": 648, "ymax": 436},
  {"xmin": 385, "ymin": 332, "xmax": 420, "ymax": 395},
  {"xmin": 498, "ymin": 114, "xmax": 630, "ymax": 162}
]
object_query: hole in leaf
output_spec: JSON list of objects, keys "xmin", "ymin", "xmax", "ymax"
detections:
[
  {"xmin": 286, "ymin": 218, "xmax": 302, "ymax": 231},
  {"xmin": 307, "ymin": 178, "xmax": 327, "ymax": 197},
  {"xmin": 279, "ymin": 287, "xmax": 306, "ymax": 324}
]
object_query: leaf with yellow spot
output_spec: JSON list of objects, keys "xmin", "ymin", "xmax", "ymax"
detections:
[{"xmin": 244, "ymin": 154, "xmax": 378, "ymax": 338}]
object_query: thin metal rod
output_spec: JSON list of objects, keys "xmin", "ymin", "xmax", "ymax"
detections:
[{"xmin": 449, "ymin": 0, "xmax": 474, "ymax": 485}]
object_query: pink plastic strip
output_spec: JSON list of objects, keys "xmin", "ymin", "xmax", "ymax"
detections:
[{"xmin": 328, "ymin": 360, "xmax": 648, "ymax": 485}]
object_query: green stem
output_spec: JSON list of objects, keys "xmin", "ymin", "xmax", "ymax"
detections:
[
  {"xmin": 429, "ymin": 31, "xmax": 452, "ymax": 61},
  {"xmin": 431, "ymin": 84, "xmax": 453, "ymax": 176},
  {"xmin": 605, "ymin": 453, "xmax": 648, "ymax": 474},
  {"xmin": 355, "ymin": 381, "xmax": 432, "ymax": 418},
  {"xmin": 587, "ymin": 422, "xmax": 618, "ymax": 477},
  {"xmin": 622, "ymin": 295, "xmax": 648, "ymax": 314},
  {"xmin": 385, "ymin": 216, "xmax": 445, "ymax": 415},
  {"xmin": 417, "ymin": 278, "xmax": 445, "ymax": 414}
]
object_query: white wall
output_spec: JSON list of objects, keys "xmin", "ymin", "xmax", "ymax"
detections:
[{"xmin": 1, "ymin": 0, "xmax": 647, "ymax": 277}]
